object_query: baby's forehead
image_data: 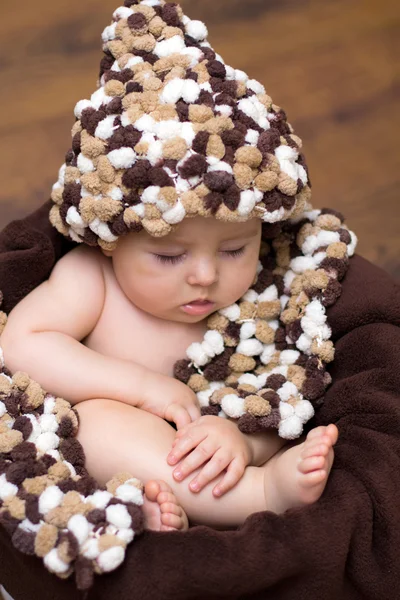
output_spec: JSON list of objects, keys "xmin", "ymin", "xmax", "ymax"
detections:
[{"xmin": 159, "ymin": 217, "xmax": 261, "ymax": 244}]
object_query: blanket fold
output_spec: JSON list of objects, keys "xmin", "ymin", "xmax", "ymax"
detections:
[{"xmin": 0, "ymin": 203, "xmax": 399, "ymax": 599}]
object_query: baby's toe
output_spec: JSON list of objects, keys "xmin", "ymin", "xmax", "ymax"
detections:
[
  {"xmin": 301, "ymin": 441, "xmax": 330, "ymax": 460},
  {"xmin": 161, "ymin": 512, "xmax": 185, "ymax": 530},
  {"xmin": 160, "ymin": 502, "xmax": 182, "ymax": 517},
  {"xmin": 306, "ymin": 426, "xmax": 329, "ymax": 441},
  {"xmin": 299, "ymin": 455, "xmax": 326, "ymax": 475}
]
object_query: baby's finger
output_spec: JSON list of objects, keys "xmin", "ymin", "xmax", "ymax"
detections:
[
  {"xmin": 168, "ymin": 428, "xmax": 206, "ymax": 465},
  {"xmin": 173, "ymin": 440, "xmax": 215, "ymax": 483},
  {"xmin": 188, "ymin": 405, "xmax": 201, "ymax": 423},
  {"xmin": 165, "ymin": 404, "xmax": 192, "ymax": 431},
  {"xmin": 212, "ymin": 458, "xmax": 245, "ymax": 497},
  {"xmin": 188, "ymin": 449, "xmax": 231, "ymax": 493}
]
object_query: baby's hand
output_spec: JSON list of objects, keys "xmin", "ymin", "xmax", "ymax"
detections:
[
  {"xmin": 167, "ymin": 415, "xmax": 252, "ymax": 497},
  {"xmin": 139, "ymin": 374, "xmax": 201, "ymax": 430}
]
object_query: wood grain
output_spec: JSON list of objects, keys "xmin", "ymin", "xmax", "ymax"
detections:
[{"xmin": 0, "ymin": 0, "xmax": 398, "ymax": 277}]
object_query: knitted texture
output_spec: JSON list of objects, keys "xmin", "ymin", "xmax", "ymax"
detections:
[
  {"xmin": 0, "ymin": 0, "xmax": 358, "ymax": 591},
  {"xmin": 49, "ymin": 0, "xmax": 311, "ymax": 250}
]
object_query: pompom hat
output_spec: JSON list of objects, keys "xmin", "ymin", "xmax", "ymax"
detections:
[{"xmin": 49, "ymin": 0, "xmax": 311, "ymax": 250}]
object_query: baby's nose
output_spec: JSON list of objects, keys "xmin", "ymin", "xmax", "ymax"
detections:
[{"xmin": 187, "ymin": 258, "xmax": 219, "ymax": 287}]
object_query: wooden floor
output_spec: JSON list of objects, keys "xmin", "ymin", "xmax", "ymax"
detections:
[{"xmin": 0, "ymin": 0, "xmax": 398, "ymax": 277}]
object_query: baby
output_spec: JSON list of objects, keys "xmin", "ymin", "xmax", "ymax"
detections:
[
  {"xmin": 0, "ymin": 0, "xmax": 343, "ymax": 534},
  {"xmin": 1, "ymin": 214, "xmax": 337, "ymax": 531}
]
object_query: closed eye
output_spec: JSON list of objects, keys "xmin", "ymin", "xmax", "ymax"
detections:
[
  {"xmin": 153, "ymin": 246, "xmax": 245, "ymax": 265},
  {"xmin": 223, "ymin": 247, "xmax": 245, "ymax": 258}
]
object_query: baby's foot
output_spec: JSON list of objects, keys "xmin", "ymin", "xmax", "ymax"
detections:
[
  {"xmin": 264, "ymin": 424, "xmax": 338, "ymax": 513},
  {"xmin": 143, "ymin": 479, "xmax": 189, "ymax": 532}
]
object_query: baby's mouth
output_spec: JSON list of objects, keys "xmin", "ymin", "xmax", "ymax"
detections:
[{"xmin": 180, "ymin": 299, "xmax": 216, "ymax": 316}]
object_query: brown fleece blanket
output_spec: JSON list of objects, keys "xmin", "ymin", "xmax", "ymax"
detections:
[{"xmin": 1, "ymin": 201, "xmax": 400, "ymax": 600}]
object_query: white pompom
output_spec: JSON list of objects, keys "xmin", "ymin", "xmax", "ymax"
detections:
[
  {"xmin": 221, "ymin": 394, "xmax": 246, "ymax": 418},
  {"xmin": 277, "ymin": 381, "xmax": 298, "ymax": 402},
  {"xmin": 77, "ymin": 153, "xmax": 95, "ymax": 174},
  {"xmin": 106, "ymin": 505, "xmax": 132, "ymax": 529},
  {"xmin": 186, "ymin": 342, "xmax": 209, "ymax": 367},
  {"xmin": 290, "ymin": 256, "xmax": 317, "ymax": 273},
  {"xmin": 296, "ymin": 333, "xmax": 312, "ymax": 353},
  {"xmin": 240, "ymin": 322, "xmax": 257, "ymax": 340},
  {"xmin": 260, "ymin": 343, "xmax": 276, "ymax": 365},
  {"xmin": 156, "ymin": 119, "xmax": 182, "ymax": 140},
  {"xmin": 242, "ymin": 290, "xmax": 258, "ymax": 303},
  {"xmin": 82, "ymin": 538, "xmax": 100, "ymax": 560},
  {"xmin": 258, "ymin": 284, "xmax": 278, "ymax": 302},
  {"xmin": 197, "ymin": 388, "xmax": 213, "ymax": 408},
  {"xmin": 182, "ymin": 79, "xmax": 201, "ymax": 103},
  {"xmin": 109, "ymin": 186, "xmax": 123, "ymax": 201},
  {"xmin": 74, "ymin": 99, "xmax": 93, "ymax": 119},
  {"xmin": 38, "ymin": 413, "xmax": 59, "ymax": 434},
  {"xmin": 261, "ymin": 207, "xmax": 285, "ymax": 223},
  {"xmin": 279, "ymin": 415, "xmax": 303, "ymax": 440},
  {"xmin": 141, "ymin": 186, "xmax": 160, "ymax": 204},
  {"xmin": 134, "ymin": 114, "xmax": 156, "ymax": 133},
  {"xmin": 0, "ymin": 474, "xmax": 18, "ymax": 501},
  {"xmin": 117, "ymin": 529, "xmax": 135, "ymax": 544},
  {"xmin": 68, "ymin": 514, "xmax": 91, "ymax": 546},
  {"xmin": 108, "ymin": 147, "xmax": 137, "ymax": 169},
  {"xmin": 154, "ymin": 35, "xmax": 186, "ymax": 58},
  {"xmin": 39, "ymin": 486, "xmax": 64, "ymax": 515},
  {"xmin": 245, "ymin": 129, "xmax": 260, "ymax": 145},
  {"xmin": 238, "ymin": 373, "xmax": 259, "ymax": 388},
  {"xmin": 163, "ymin": 201, "xmax": 186, "ymax": 225},
  {"xmin": 180, "ymin": 122, "xmax": 196, "ymax": 146},
  {"xmin": 220, "ymin": 304, "xmax": 240, "ymax": 321},
  {"xmin": 87, "ymin": 491, "xmax": 113, "ymax": 510},
  {"xmin": 95, "ymin": 115, "xmax": 118, "ymax": 140},
  {"xmin": 113, "ymin": 6, "xmax": 134, "ymax": 20},
  {"xmin": 101, "ymin": 22, "xmax": 117, "ymax": 43},
  {"xmin": 125, "ymin": 56, "xmax": 144, "ymax": 69},
  {"xmin": 279, "ymin": 350, "xmax": 300, "ymax": 365},
  {"xmin": 275, "ymin": 145, "xmax": 298, "ymax": 161},
  {"xmin": 0, "ymin": 401, "xmax": 5, "ymax": 418},
  {"xmin": 305, "ymin": 300, "xmax": 326, "ymax": 324},
  {"xmin": 185, "ymin": 19, "xmax": 208, "ymax": 41},
  {"xmin": 89, "ymin": 219, "xmax": 118, "ymax": 243},
  {"xmin": 97, "ymin": 546, "xmax": 125, "ymax": 572},
  {"xmin": 237, "ymin": 339, "xmax": 264, "ymax": 356},
  {"xmin": 160, "ymin": 78, "xmax": 185, "ymax": 104},
  {"xmin": 36, "ymin": 432, "xmax": 59, "ymax": 453},
  {"xmin": 247, "ymin": 79, "xmax": 266, "ymax": 94},
  {"xmin": 235, "ymin": 69, "xmax": 249, "ymax": 82},
  {"xmin": 204, "ymin": 330, "xmax": 224, "ymax": 354},
  {"xmin": 90, "ymin": 87, "xmax": 111, "ymax": 109},
  {"xmin": 238, "ymin": 190, "xmax": 257, "ymax": 216},
  {"xmin": 279, "ymin": 402, "xmax": 294, "ymax": 419},
  {"xmin": 147, "ymin": 140, "xmax": 164, "ymax": 165},
  {"xmin": 44, "ymin": 548, "xmax": 70, "ymax": 574},
  {"xmin": 116, "ymin": 484, "xmax": 144, "ymax": 505},
  {"xmin": 294, "ymin": 400, "xmax": 315, "ymax": 423}
]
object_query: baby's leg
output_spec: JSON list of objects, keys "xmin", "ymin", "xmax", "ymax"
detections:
[
  {"xmin": 75, "ymin": 399, "xmax": 267, "ymax": 529},
  {"xmin": 75, "ymin": 400, "xmax": 337, "ymax": 529}
]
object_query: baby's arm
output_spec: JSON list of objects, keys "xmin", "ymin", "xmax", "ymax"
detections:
[{"xmin": 0, "ymin": 246, "xmax": 157, "ymax": 406}]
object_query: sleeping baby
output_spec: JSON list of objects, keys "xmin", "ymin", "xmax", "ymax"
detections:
[
  {"xmin": 1, "ymin": 213, "xmax": 337, "ymax": 530},
  {"xmin": 0, "ymin": 0, "xmax": 346, "ymax": 532}
]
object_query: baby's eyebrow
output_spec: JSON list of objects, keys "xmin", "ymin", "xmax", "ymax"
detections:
[{"xmin": 169, "ymin": 229, "xmax": 259, "ymax": 244}]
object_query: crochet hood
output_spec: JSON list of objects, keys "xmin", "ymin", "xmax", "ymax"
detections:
[{"xmin": 48, "ymin": 0, "xmax": 358, "ymax": 441}]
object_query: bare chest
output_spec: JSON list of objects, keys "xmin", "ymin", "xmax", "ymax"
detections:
[{"xmin": 83, "ymin": 259, "xmax": 207, "ymax": 377}]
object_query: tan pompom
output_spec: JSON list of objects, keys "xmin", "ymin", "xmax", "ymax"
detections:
[
  {"xmin": 107, "ymin": 40, "xmax": 129, "ymax": 59},
  {"xmin": 35, "ymin": 524, "xmax": 59, "ymax": 558},
  {"xmin": 302, "ymin": 269, "xmax": 330, "ymax": 290},
  {"xmin": 233, "ymin": 163, "xmax": 254, "ymax": 190},
  {"xmin": 225, "ymin": 373, "xmax": 242, "ymax": 386},
  {"xmin": 315, "ymin": 214, "xmax": 342, "ymax": 231},
  {"xmin": 12, "ymin": 371, "xmax": 30, "ymax": 390},
  {"xmin": 277, "ymin": 172, "xmax": 298, "ymax": 196},
  {"xmin": 51, "ymin": 186, "xmax": 64, "ymax": 206},
  {"xmin": 255, "ymin": 320, "xmax": 276, "ymax": 343},
  {"xmin": 235, "ymin": 146, "xmax": 263, "ymax": 168},
  {"xmin": 135, "ymin": 4, "xmax": 156, "ymax": 22},
  {"xmin": 229, "ymin": 353, "xmax": 256, "ymax": 372},
  {"xmin": 148, "ymin": 15, "xmax": 165, "ymax": 37},
  {"xmin": 311, "ymin": 339, "xmax": 335, "ymax": 363},
  {"xmin": 130, "ymin": 34, "xmax": 156, "ymax": 53},
  {"xmin": 238, "ymin": 383, "xmax": 257, "ymax": 394},
  {"xmin": 162, "ymin": 137, "xmax": 188, "ymax": 160},
  {"xmin": 64, "ymin": 167, "xmax": 81, "ymax": 185},
  {"xmin": 23, "ymin": 475, "xmax": 49, "ymax": 495},
  {"xmin": 142, "ymin": 218, "xmax": 172, "ymax": 237},
  {"xmin": 255, "ymin": 171, "xmax": 279, "ymax": 192},
  {"xmin": 0, "ymin": 430, "xmax": 23, "ymax": 453},
  {"xmin": 25, "ymin": 380, "xmax": 45, "ymax": 410},
  {"xmin": 81, "ymin": 172, "xmax": 102, "ymax": 195},
  {"xmin": 144, "ymin": 204, "xmax": 162, "ymax": 220},
  {"xmin": 244, "ymin": 395, "xmax": 272, "ymax": 417},
  {"xmin": 143, "ymin": 76, "xmax": 163, "ymax": 92},
  {"xmin": 71, "ymin": 120, "xmax": 82, "ymax": 137},
  {"xmin": 187, "ymin": 374, "xmax": 209, "ymax": 393},
  {"xmin": 123, "ymin": 207, "xmax": 141, "ymax": 227},
  {"xmin": 326, "ymin": 242, "xmax": 348, "ymax": 259},
  {"xmin": 216, "ymin": 203, "xmax": 244, "ymax": 223},
  {"xmin": 49, "ymin": 205, "xmax": 69, "ymax": 236},
  {"xmin": 287, "ymin": 365, "xmax": 307, "ymax": 390},
  {"xmin": 98, "ymin": 534, "xmax": 126, "ymax": 553},
  {"xmin": 189, "ymin": 104, "xmax": 214, "ymax": 123},
  {"xmin": 276, "ymin": 245, "xmax": 291, "ymax": 268},
  {"xmin": 159, "ymin": 186, "xmax": 178, "ymax": 206},
  {"xmin": 206, "ymin": 134, "xmax": 226, "ymax": 159},
  {"xmin": 106, "ymin": 472, "xmax": 137, "ymax": 495},
  {"xmin": 48, "ymin": 462, "xmax": 71, "ymax": 483},
  {"xmin": 94, "ymin": 198, "xmax": 123, "ymax": 222},
  {"xmin": 257, "ymin": 94, "xmax": 273, "ymax": 110},
  {"xmin": 257, "ymin": 300, "xmax": 281, "ymax": 319},
  {"xmin": 181, "ymin": 191, "xmax": 203, "ymax": 215},
  {"xmin": 207, "ymin": 313, "xmax": 229, "ymax": 332},
  {"xmin": 203, "ymin": 116, "xmax": 234, "ymax": 135},
  {"xmin": 98, "ymin": 240, "xmax": 118, "ymax": 252},
  {"xmin": 0, "ymin": 376, "xmax": 12, "ymax": 395},
  {"xmin": 0, "ymin": 311, "xmax": 7, "ymax": 335},
  {"xmin": 280, "ymin": 307, "xmax": 299, "ymax": 325},
  {"xmin": 104, "ymin": 80, "xmax": 125, "ymax": 97},
  {"xmin": 239, "ymin": 301, "xmax": 257, "ymax": 320}
]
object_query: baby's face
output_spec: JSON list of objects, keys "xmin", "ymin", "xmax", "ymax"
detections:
[{"xmin": 106, "ymin": 216, "xmax": 262, "ymax": 324}]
